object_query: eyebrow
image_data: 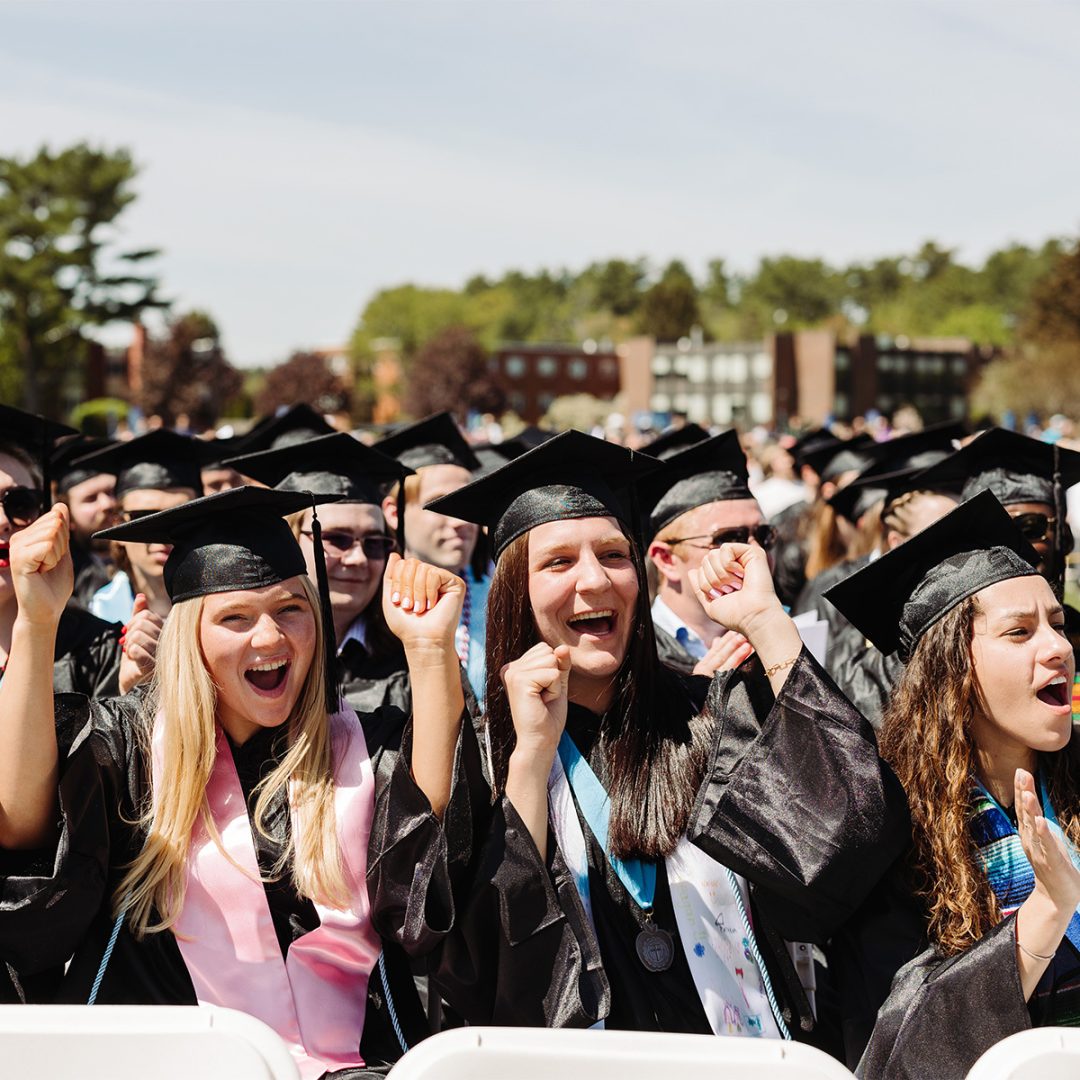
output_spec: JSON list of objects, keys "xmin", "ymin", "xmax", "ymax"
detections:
[
  {"xmin": 533, "ymin": 534, "xmax": 629, "ymax": 555},
  {"xmin": 212, "ymin": 589, "xmax": 308, "ymax": 614},
  {"xmin": 994, "ymin": 605, "xmax": 1064, "ymax": 622}
]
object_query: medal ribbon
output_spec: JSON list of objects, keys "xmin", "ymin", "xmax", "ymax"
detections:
[{"xmin": 557, "ymin": 731, "xmax": 657, "ymax": 913}]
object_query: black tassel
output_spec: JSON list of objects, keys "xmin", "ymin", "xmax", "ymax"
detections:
[
  {"xmin": 308, "ymin": 497, "xmax": 342, "ymax": 714},
  {"xmin": 40, "ymin": 418, "xmax": 52, "ymax": 509},
  {"xmin": 395, "ymin": 481, "xmax": 406, "ymax": 555},
  {"xmin": 1054, "ymin": 443, "xmax": 1066, "ymax": 600}
]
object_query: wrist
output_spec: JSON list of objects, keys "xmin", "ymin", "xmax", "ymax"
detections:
[
  {"xmin": 508, "ymin": 740, "xmax": 558, "ymax": 780},
  {"xmin": 1020, "ymin": 887, "xmax": 1076, "ymax": 949},
  {"xmin": 12, "ymin": 612, "xmax": 61, "ymax": 639},
  {"xmin": 737, "ymin": 600, "xmax": 789, "ymax": 642},
  {"xmin": 404, "ymin": 639, "xmax": 457, "ymax": 671}
]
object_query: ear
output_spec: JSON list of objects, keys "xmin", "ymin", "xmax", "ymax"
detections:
[
  {"xmin": 648, "ymin": 540, "xmax": 682, "ymax": 586},
  {"xmin": 382, "ymin": 494, "xmax": 399, "ymax": 531}
]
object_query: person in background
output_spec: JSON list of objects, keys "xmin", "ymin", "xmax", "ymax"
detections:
[
  {"xmin": 50, "ymin": 435, "xmax": 117, "ymax": 608},
  {"xmin": 378, "ymin": 413, "xmax": 489, "ymax": 700},
  {"xmin": 641, "ymin": 430, "xmax": 773, "ymax": 677}
]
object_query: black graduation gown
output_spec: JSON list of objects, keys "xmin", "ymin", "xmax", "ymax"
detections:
[
  {"xmin": 0, "ymin": 693, "xmax": 396, "ymax": 1079},
  {"xmin": 368, "ymin": 648, "xmax": 911, "ymax": 1044},
  {"xmin": 652, "ymin": 624, "xmax": 697, "ymax": 676},
  {"xmin": 52, "ymin": 605, "xmax": 122, "ymax": 703},
  {"xmin": 70, "ymin": 542, "xmax": 113, "ymax": 612}
]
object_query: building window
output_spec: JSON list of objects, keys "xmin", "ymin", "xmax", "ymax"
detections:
[
  {"xmin": 538, "ymin": 392, "xmax": 555, "ymax": 412},
  {"xmin": 751, "ymin": 392, "xmax": 772, "ymax": 424},
  {"xmin": 508, "ymin": 392, "xmax": 526, "ymax": 413},
  {"xmin": 653, "ymin": 354, "xmax": 671, "ymax": 375},
  {"xmin": 712, "ymin": 356, "xmax": 730, "ymax": 382},
  {"xmin": 712, "ymin": 394, "xmax": 732, "ymax": 424},
  {"xmin": 599, "ymin": 357, "xmax": 619, "ymax": 379},
  {"xmin": 729, "ymin": 355, "xmax": 748, "ymax": 382},
  {"xmin": 688, "ymin": 355, "xmax": 707, "ymax": 383},
  {"xmin": 651, "ymin": 393, "xmax": 671, "ymax": 411},
  {"xmin": 568, "ymin": 358, "xmax": 588, "ymax": 380},
  {"xmin": 752, "ymin": 352, "xmax": 772, "ymax": 379},
  {"xmin": 951, "ymin": 357, "xmax": 967, "ymax": 376},
  {"xmin": 505, "ymin": 355, "xmax": 526, "ymax": 377},
  {"xmin": 537, "ymin": 356, "xmax": 558, "ymax": 377},
  {"xmin": 835, "ymin": 351, "xmax": 850, "ymax": 372},
  {"xmin": 686, "ymin": 393, "xmax": 708, "ymax": 421}
]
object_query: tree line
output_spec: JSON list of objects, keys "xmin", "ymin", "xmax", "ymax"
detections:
[{"xmin": 2, "ymin": 142, "xmax": 1079, "ymax": 425}]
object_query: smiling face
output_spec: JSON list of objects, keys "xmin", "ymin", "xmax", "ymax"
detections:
[
  {"xmin": 969, "ymin": 574, "xmax": 1076, "ymax": 762},
  {"xmin": 402, "ymin": 465, "xmax": 479, "ymax": 574},
  {"xmin": 0, "ymin": 451, "xmax": 38, "ymax": 612},
  {"xmin": 527, "ymin": 516, "xmax": 639, "ymax": 708},
  {"xmin": 121, "ymin": 487, "xmax": 197, "ymax": 582},
  {"xmin": 198, "ymin": 577, "xmax": 317, "ymax": 745},
  {"xmin": 297, "ymin": 502, "xmax": 390, "ymax": 634}
]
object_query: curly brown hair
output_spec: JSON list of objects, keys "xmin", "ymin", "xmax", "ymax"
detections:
[{"xmin": 880, "ymin": 596, "xmax": 1080, "ymax": 955}]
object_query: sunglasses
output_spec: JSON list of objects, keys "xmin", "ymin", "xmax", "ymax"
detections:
[
  {"xmin": 1, "ymin": 486, "xmax": 44, "ymax": 528},
  {"xmin": 665, "ymin": 524, "xmax": 778, "ymax": 551},
  {"xmin": 1011, "ymin": 513, "xmax": 1055, "ymax": 544},
  {"xmin": 301, "ymin": 530, "xmax": 397, "ymax": 560}
]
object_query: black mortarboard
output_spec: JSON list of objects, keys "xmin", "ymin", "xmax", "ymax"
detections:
[
  {"xmin": 790, "ymin": 429, "xmax": 836, "ymax": 468},
  {"xmin": 824, "ymin": 491, "xmax": 1040, "ymax": 660},
  {"xmin": 193, "ymin": 435, "xmax": 246, "ymax": 471},
  {"xmin": 223, "ymin": 432, "xmax": 413, "ymax": 550},
  {"xmin": 74, "ymin": 430, "xmax": 204, "ymax": 500},
  {"xmin": 377, "ymin": 412, "xmax": 481, "ymax": 472},
  {"xmin": 424, "ymin": 430, "xmax": 662, "ymax": 560},
  {"xmin": 827, "ymin": 423, "xmax": 965, "ymax": 524},
  {"xmin": 811, "ymin": 433, "xmax": 878, "ymax": 484},
  {"xmin": 51, "ymin": 435, "xmax": 115, "ymax": 494},
  {"xmin": 638, "ymin": 430, "xmax": 754, "ymax": 541},
  {"xmin": 0, "ymin": 403, "xmax": 78, "ymax": 497},
  {"xmin": 236, "ymin": 404, "xmax": 337, "ymax": 454},
  {"xmin": 639, "ymin": 422, "xmax": 710, "ymax": 460},
  {"xmin": 472, "ymin": 428, "xmax": 556, "ymax": 476},
  {"xmin": 913, "ymin": 428, "xmax": 1080, "ymax": 508},
  {"xmin": 96, "ymin": 485, "xmax": 344, "ymax": 710}
]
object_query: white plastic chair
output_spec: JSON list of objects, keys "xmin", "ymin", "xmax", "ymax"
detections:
[
  {"xmin": 0, "ymin": 1004, "xmax": 299, "ymax": 1080},
  {"xmin": 967, "ymin": 1027, "xmax": 1080, "ymax": 1080},
  {"xmin": 390, "ymin": 1027, "xmax": 857, "ymax": 1080}
]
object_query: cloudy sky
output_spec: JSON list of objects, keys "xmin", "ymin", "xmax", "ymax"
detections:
[{"xmin": 3, "ymin": 0, "xmax": 1078, "ymax": 365}]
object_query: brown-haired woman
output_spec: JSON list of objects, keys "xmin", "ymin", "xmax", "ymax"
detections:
[
  {"xmin": 368, "ymin": 430, "xmax": 908, "ymax": 1049},
  {"xmin": 826, "ymin": 491, "xmax": 1080, "ymax": 1079}
]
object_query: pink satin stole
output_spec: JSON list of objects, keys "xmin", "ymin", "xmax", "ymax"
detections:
[{"xmin": 151, "ymin": 709, "xmax": 380, "ymax": 1080}]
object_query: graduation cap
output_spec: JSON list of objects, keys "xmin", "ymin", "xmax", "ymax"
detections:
[
  {"xmin": 377, "ymin": 412, "xmax": 481, "ymax": 472},
  {"xmin": 74, "ymin": 430, "xmax": 204, "ymax": 500},
  {"xmin": 50, "ymin": 435, "xmax": 116, "ymax": 494},
  {"xmin": 913, "ymin": 428, "xmax": 1080, "ymax": 508},
  {"xmin": 424, "ymin": 429, "xmax": 662, "ymax": 560},
  {"xmin": 235, "ymin": 404, "xmax": 337, "ymax": 454},
  {"xmin": 96, "ymin": 485, "xmax": 344, "ymax": 711},
  {"xmin": 193, "ymin": 434, "xmax": 247, "ymax": 471},
  {"xmin": 790, "ymin": 429, "xmax": 837, "ymax": 469},
  {"xmin": 223, "ymin": 432, "xmax": 413, "ymax": 550},
  {"xmin": 639, "ymin": 422, "xmax": 710, "ymax": 460},
  {"xmin": 0, "ymin": 403, "xmax": 78, "ymax": 498},
  {"xmin": 824, "ymin": 491, "xmax": 1040, "ymax": 661},
  {"xmin": 638, "ymin": 430, "xmax": 754, "ymax": 542},
  {"xmin": 828, "ymin": 422, "xmax": 965, "ymax": 524}
]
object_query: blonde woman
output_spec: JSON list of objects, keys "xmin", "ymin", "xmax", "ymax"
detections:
[{"xmin": 0, "ymin": 487, "xmax": 464, "ymax": 1079}]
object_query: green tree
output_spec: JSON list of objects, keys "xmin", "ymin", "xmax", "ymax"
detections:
[
  {"xmin": 739, "ymin": 255, "xmax": 841, "ymax": 331},
  {"xmin": 0, "ymin": 143, "xmax": 165, "ymax": 416},
  {"xmin": 636, "ymin": 260, "xmax": 701, "ymax": 341},
  {"xmin": 352, "ymin": 284, "xmax": 466, "ymax": 358}
]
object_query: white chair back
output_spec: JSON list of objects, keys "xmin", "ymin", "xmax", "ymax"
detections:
[
  {"xmin": 390, "ymin": 1027, "xmax": 857, "ymax": 1080},
  {"xmin": 0, "ymin": 1004, "xmax": 299, "ymax": 1080},
  {"xmin": 967, "ymin": 1027, "xmax": 1080, "ymax": 1080}
]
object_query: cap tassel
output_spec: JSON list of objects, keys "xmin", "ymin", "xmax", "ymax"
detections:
[
  {"xmin": 309, "ymin": 498, "xmax": 342, "ymax": 714},
  {"xmin": 40, "ymin": 419, "xmax": 52, "ymax": 509},
  {"xmin": 395, "ymin": 481, "xmax": 406, "ymax": 555},
  {"xmin": 1054, "ymin": 443, "xmax": 1066, "ymax": 600}
]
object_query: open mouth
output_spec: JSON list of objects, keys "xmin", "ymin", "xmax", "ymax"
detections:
[
  {"xmin": 244, "ymin": 658, "xmax": 290, "ymax": 694},
  {"xmin": 0, "ymin": 546, "xmax": 8, "ymax": 569},
  {"xmin": 1036, "ymin": 675, "xmax": 1071, "ymax": 709},
  {"xmin": 567, "ymin": 609, "xmax": 616, "ymax": 636}
]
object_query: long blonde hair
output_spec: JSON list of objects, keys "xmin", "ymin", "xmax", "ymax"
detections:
[{"xmin": 117, "ymin": 575, "xmax": 349, "ymax": 936}]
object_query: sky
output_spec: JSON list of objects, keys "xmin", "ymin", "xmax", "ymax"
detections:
[{"xmin": 3, "ymin": 0, "xmax": 1079, "ymax": 366}]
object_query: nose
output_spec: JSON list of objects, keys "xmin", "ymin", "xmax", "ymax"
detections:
[
  {"xmin": 1036, "ymin": 619, "xmax": 1069, "ymax": 667},
  {"xmin": 339, "ymin": 541, "xmax": 368, "ymax": 568},
  {"xmin": 251, "ymin": 611, "xmax": 285, "ymax": 649},
  {"xmin": 575, "ymin": 549, "xmax": 610, "ymax": 593}
]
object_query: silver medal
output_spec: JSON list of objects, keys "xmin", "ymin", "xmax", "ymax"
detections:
[{"xmin": 635, "ymin": 925, "xmax": 674, "ymax": 972}]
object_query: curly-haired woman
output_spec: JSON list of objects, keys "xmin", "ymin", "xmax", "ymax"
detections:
[{"xmin": 826, "ymin": 491, "xmax": 1080, "ymax": 1080}]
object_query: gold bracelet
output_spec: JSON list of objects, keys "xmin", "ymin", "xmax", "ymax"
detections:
[
  {"xmin": 1017, "ymin": 939, "xmax": 1056, "ymax": 962},
  {"xmin": 764, "ymin": 655, "xmax": 799, "ymax": 678}
]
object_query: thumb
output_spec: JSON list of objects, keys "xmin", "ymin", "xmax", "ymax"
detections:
[
  {"xmin": 553, "ymin": 645, "xmax": 572, "ymax": 692},
  {"xmin": 131, "ymin": 592, "xmax": 149, "ymax": 616}
]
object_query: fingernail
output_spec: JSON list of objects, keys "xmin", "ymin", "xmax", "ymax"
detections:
[
  {"xmin": 391, "ymin": 592, "xmax": 400, "ymax": 603},
  {"xmin": 708, "ymin": 589, "xmax": 721, "ymax": 599}
]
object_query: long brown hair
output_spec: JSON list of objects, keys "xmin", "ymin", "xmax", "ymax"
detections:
[
  {"xmin": 880, "ymin": 596, "xmax": 1080, "ymax": 956},
  {"xmin": 484, "ymin": 520, "xmax": 712, "ymax": 861}
]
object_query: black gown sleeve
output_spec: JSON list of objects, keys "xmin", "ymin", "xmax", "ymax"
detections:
[
  {"xmin": 52, "ymin": 608, "xmax": 122, "ymax": 701},
  {"xmin": 0, "ymin": 694, "xmax": 135, "ymax": 978},
  {"xmin": 833, "ymin": 643, "xmax": 905, "ymax": 732},
  {"xmin": 687, "ymin": 647, "xmax": 911, "ymax": 944},
  {"xmin": 857, "ymin": 916, "xmax": 1031, "ymax": 1080}
]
